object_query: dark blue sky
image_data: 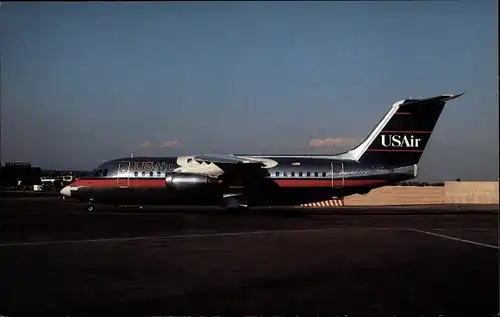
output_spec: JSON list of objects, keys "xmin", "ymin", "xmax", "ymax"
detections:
[{"xmin": 1, "ymin": 2, "xmax": 498, "ymax": 180}]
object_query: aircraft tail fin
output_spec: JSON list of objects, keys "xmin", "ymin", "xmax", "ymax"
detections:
[{"xmin": 335, "ymin": 93, "xmax": 464, "ymax": 166}]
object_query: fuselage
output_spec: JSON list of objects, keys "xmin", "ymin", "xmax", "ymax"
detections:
[
  {"xmin": 59, "ymin": 93, "xmax": 464, "ymax": 209},
  {"xmin": 62, "ymin": 155, "xmax": 417, "ymax": 207}
]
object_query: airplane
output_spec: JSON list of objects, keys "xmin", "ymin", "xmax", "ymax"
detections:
[{"xmin": 60, "ymin": 92, "xmax": 464, "ymax": 212}]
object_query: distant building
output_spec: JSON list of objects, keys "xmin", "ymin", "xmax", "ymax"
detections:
[
  {"xmin": 0, "ymin": 162, "xmax": 42, "ymax": 187},
  {"xmin": 41, "ymin": 169, "xmax": 90, "ymax": 178}
]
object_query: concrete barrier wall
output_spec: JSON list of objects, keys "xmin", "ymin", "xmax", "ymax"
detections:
[
  {"xmin": 444, "ymin": 181, "xmax": 499, "ymax": 204},
  {"xmin": 343, "ymin": 186, "xmax": 445, "ymax": 206},
  {"xmin": 343, "ymin": 181, "xmax": 499, "ymax": 206}
]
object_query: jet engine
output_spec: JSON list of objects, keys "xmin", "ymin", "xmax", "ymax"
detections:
[
  {"xmin": 165, "ymin": 172, "xmax": 223, "ymax": 205},
  {"xmin": 165, "ymin": 172, "xmax": 219, "ymax": 190}
]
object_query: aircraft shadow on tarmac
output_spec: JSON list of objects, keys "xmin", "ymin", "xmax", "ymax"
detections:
[
  {"xmin": 2, "ymin": 195, "xmax": 497, "ymax": 216},
  {"xmin": 61, "ymin": 202, "xmax": 497, "ymax": 217},
  {"xmin": 78, "ymin": 205, "xmax": 315, "ymax": 218}
]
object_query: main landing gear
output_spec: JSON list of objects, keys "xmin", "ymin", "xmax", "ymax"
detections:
[{"xmin": 222, "ymin": 197, "xmax": 249, "ymax": 210}]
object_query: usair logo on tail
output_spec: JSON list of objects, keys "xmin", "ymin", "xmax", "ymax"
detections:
[{"xmin": 381, "ymin": 135, "xmax": 422, "ymax": 148}]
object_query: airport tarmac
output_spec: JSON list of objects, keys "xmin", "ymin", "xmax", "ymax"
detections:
[{"xmin": 0, "ymin": 197, "xmax": 498, "ymax": 315}]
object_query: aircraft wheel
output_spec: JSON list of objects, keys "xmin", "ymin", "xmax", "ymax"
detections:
[
  {"xmin": 222, "ymin": 198, "xmax": 248, "ymax": 210},
  {"xmin": 225, "ymin": 204, "xmax": 249, "ymax": 211},
  {"xmin": 87, "ymin": 204, "xmax": 96, "ymax": 212}
]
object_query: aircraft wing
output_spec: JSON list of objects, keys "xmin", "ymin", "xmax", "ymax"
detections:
[
  {"xmin": 193, "ymin": 154, "xmax": 268, "ymax": 165},
  {"xmin": 174, "ymin": 154, "xmax": 278, "ymax": 179}
]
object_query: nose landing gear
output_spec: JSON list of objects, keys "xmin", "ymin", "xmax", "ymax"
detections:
[{"xmin": 87, "ymin": 198, "xmax": 96, "ymax": 212}]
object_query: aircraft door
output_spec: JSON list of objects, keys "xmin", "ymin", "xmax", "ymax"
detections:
[
  {"xmin": 331, "ymin": 162, "xmax": 344, "ymax": 188},
  {"xmin": 117, "ymin": 161, "xmax": 131, "ymax": 187}
]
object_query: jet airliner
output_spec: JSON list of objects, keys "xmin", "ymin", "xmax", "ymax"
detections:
[{"xmin": 60, "ymin": 93, "xmax": 464, "ymax": 211}]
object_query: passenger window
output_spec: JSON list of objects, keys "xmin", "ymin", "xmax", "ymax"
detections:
[
  {"xmin": 275, "ymin": 172, "xmax": 280, "ymax": 177},
  {"xmin": 307, "ymin": 172, "xmax": 311, "ymax": 177},
  {"xmin": 322, "ymin": 172, "xmax": 326, "ymax": 177},
  {"xmin": 283, "ymin": 172, "xmax": 288, "ymax": 177},
  {"xmin": 149, "ymin": 171, "xmax": 154, "ymax": 177},
  {"xmin": 299, "ymin": 172, "xmax": 303, "ymax": 177},
  {"xmin": 157, "ymin": 171, "xmax": 161, "ymax": 177},
  {"xmin": 134, "ymin": 171, "xmax": 138, "ymax": 177},
  {"xmin": 141, "ymin": 171, "xmax": 146, "ymax": 177},
  {"xmin": 291, "ymin": 172, "xmax": 295, "ymax": 177},
  {"xmin": 314, "ymin": 172, "xmax": 318, "ymax": 177}
]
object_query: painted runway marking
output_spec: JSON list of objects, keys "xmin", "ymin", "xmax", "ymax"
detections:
[
  {"xmin": 456, "ymin": 228, "xmax": 496, "ymax": 231},
  {"xmin": 430, "ymin": 228, "xmax": 494, "ymax": 232},
  {"xmin": 0, "ymin": 227, "xmax": 398, "ymax": 248},
  {"xmin": 408, "ymin": 229, "xmax": 499, "ymax": 250},
  {"xmin": 0, "ymin": 227, "xmax": 495, "ymax": 248}
]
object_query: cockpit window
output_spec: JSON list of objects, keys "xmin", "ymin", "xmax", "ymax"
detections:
[
  {"xmin": 92, "ymin": 169, "xmax": 103, "ymax": 177},
  {"xmin": 91, "ymin": 163, "xmax": 111, "ymax": 177}
]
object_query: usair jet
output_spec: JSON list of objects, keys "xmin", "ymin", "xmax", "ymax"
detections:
[{"xmin": 60, "ymin": 93, "xmax": 464, "ymax": 212}]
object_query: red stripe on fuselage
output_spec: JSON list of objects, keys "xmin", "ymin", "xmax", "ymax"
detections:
[
  {"xmin": 71, "ymin": 178, "xmax": 165, "ymax": 188},
  {"xmin": 381, "ymin": 130, "xmax": 432, "ymax": 134},
  {"xmin": 70, "ymin": 178, "xmax": 389, "ymax": 189}
]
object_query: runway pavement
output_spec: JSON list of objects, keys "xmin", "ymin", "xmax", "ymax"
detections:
[{"xmin": 0, "ymin": 197, "xmax": 498, "ymax": 315}]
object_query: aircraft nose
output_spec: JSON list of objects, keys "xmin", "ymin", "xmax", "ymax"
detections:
[{"xmin": 60, "ymin": 186, "xmax": 71, "ymax": 197}]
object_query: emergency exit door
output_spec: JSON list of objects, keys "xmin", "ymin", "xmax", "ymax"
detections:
[
  {"xmin": 117, "ymin": 161, "xmax": 131, "ymax": 187},
  {"xmin": 331, "ymin": 162, "xmax": 344, "ymax": 187}
]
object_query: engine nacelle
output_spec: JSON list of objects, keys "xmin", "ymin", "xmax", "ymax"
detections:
[{"xmin": 165, "ymin": 172, "xmax": 219, "ymax": 191}]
